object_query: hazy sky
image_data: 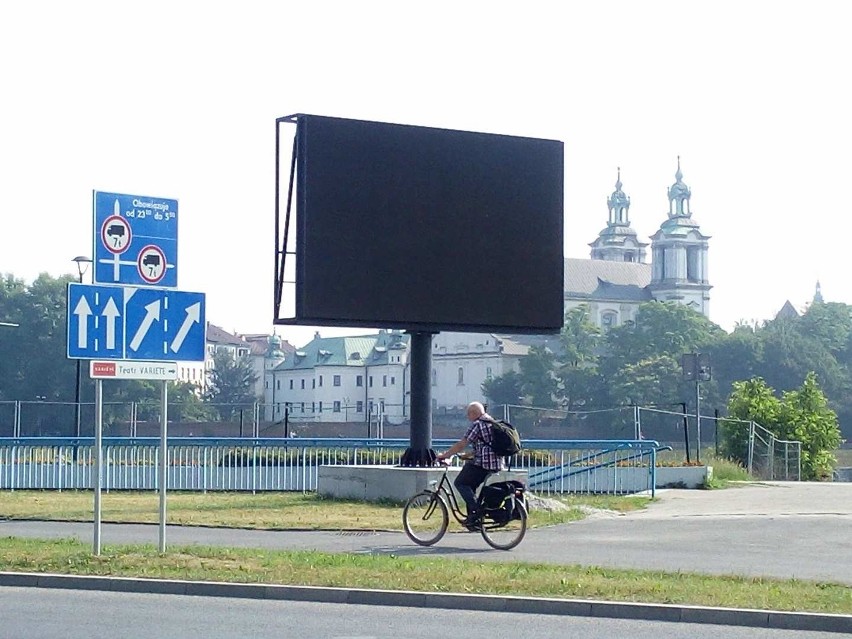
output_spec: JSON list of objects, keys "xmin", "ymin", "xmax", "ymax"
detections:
[{"xmin": 2, "ymin": 1, "xmax": 849, "ymax": 348}]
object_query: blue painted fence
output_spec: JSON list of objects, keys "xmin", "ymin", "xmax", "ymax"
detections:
[{"xmin": 0, "ymin": 437, "xmax": 660, "ymax": 496}]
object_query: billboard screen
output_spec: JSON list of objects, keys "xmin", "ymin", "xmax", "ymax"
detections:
[{"xmin": 278, "ymin": 115, "xmax": 564, "ymax": 334}]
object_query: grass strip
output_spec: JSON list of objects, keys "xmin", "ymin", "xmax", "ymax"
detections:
[
  {"xmin": 0, "ymin": 491, "xmax": 646, "ymax": 531},
  {"xmin": 0, "ymin": 536, "xmax": 849, "ymax": 614}
]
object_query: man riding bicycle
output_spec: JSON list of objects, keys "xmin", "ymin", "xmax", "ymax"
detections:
[{"xmin": 436, "ymin": 401, "xmax": 504, "ymax": 529}]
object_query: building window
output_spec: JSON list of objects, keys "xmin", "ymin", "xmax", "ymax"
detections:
[
  {"xmin": 301, "ymin": 379, "xmax": 305, "ymax": 390},
  {"xmin": 369, "ymin": 376, "xmax": 373, "ymax": 387},
  {"xmin": 390, "ymin": 376, "xmax": 395, "ymax": 385},
  {"xmin": 311, "ymin": 402, "xmax": 315, "ymax": 413},
  {"xmin": 318, "ymin": 375, "xmax": 323, "ymax": 387},
  {"xmin": 312, "ymin": 379, "xmax": 316, "ymax": 389},
  {"xmin": 289, "ymin": 379, "xmax": 293, "ymax": 390},
  {"xmin": 333, "ymin": 401, "xmax": 341, "ymax": 413},
  {"xmin": 380, "ymin": 400, "xmax": 385, "ymax": 412},
  {"xmin": 457, "ymin": 367, "xmax": 464, "ymax": 385},
  {"xmin": 356, "ymin": 401, "xmax": 363, "ymax": 413},
  {"xmin": 265, "ymin": 381, "xmax": 269, "ymax": 389},
  {"xmin": 238, "ymin": 348, "xmax": 249, "ymax": 357},
  {"xmin": 333, "ymin": 375, "xmax": 341, "ymax": 386},
  {"xmin": 300, "ymin": 402, "xmax": 305, "ymax": 413},
  {"xmin": 276, "ymin": 380, "xmax": 281, "ymax": 390},
  {"xmin": 382, "ymin": 375, "xmax": 387, "ymax": 387},
  {"xmin": 319, "ymin": 401, "xmax": 323, "ymax": 413},
  {"xmin": 368, "ymin": 400, "xmax": 374, "ymax": 414},
  {"xmin": 356, "ymin": 375, "xmax": 363, "ymax": 387}
]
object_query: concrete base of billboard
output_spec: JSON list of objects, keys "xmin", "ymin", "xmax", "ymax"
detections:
[
  {"xmin": 317, "ymin": 465, "xmax": 711, "ymax": 502},
  {"xmin": 317, "ymin": 465, "xmax": 528, "ymax": 503},
  {"xmin": 655, "ymin": 466, "xmax": 712, "ymax": 489}
]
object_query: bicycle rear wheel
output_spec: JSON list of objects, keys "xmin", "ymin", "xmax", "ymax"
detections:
[
  {"xmin": 480, "ymin": 500, "xmax": 527, "ymax": 550},
  {"xmin": 403, "ymin": 491, "xmax": 449, "ymax": 546}
]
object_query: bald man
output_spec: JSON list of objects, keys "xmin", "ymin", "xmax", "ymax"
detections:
[{"xmin": 436, "ymin": 401, "xmax": 505, "ymax": 528}]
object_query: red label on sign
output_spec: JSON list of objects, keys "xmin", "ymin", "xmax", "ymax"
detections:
[{"xmin": 92, "ymin": 362, "xmax": 116, "ymax": 377}]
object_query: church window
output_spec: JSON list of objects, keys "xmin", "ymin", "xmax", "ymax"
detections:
[{"xmin": 687, "ymin": 247, "xmax": 700, "ymax": 282}]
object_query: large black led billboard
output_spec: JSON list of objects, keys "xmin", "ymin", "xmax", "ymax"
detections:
[{"xmin": 275, "ymin": 115, "xmax": 564, "ymax": 334}]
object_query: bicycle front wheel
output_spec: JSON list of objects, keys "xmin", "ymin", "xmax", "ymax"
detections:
[
  {"xmin": 403, "ymin": 491, "xmax": 449, "ymax": 546},
  {"xmin": 481, "ymin": 500, "xmax": 527, "ymax": 550}
]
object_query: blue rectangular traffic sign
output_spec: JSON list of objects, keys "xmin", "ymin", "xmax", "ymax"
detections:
[
  {"xmin": 93, "ymin": 191, "xmax": 178, "ymax": 288},
  {"xmin": 67, "ymin": 283, "xmax": 206, "ymax": 362}
]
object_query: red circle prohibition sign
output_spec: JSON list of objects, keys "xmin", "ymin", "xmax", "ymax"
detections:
[
  {"xmin": 100, "ymin": 215, "xmax": 132, "ymax": 255},
  {"xmin": 137, "ymin": 245, "xmax": 167, "ymax": 284}
]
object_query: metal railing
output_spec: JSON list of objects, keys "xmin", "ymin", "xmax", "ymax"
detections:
[
  {"xmin": 748, "ymin": 421, "xmax": 802, "ymax": 481},
  {"xmin": 0, "ymin": 437, "xmax": 661, "ymax": 495}
]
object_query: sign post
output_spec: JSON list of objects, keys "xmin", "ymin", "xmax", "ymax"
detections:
[
  {"xmin": 93, "ymin": 379, "xmax": 103, "ymax": 555},
  {"xmin": 159, "ymin": 381, "xmax": 168, "ymax": 553},
  {"xmin": 67, "ymin": 190, "xmax": 205, "ymax": 556}
]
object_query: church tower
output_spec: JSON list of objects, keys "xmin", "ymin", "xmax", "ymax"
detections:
[
  {"xmin": 589, "ymin": 168, "xmax": 648, "ymax": 263},
  {"xmin": 648, "ymin": 158, "xmax": 711, "ymax": 316}
]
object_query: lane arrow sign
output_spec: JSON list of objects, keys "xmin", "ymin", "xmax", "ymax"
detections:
[
  {"xmin": 129, "ymin": 300, "xmax": 160, "ymax": 352},
  {"xmin": 102, "ymin": 297, "xmax": 120, "ymax": 350},
  {"xmin": 73, "ymin": 296, "xmax": 93, "ymax": 349},
  {"xmin": 170, "ymin": 302, "xmax": 201, "ymax": 353}
]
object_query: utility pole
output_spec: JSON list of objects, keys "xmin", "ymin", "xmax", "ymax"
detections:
[{"xmin": 681, "ymin": 352, "xmax": 711, "ymax": 463}]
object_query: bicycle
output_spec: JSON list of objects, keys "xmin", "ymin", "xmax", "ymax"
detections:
[{"xmin": 401, "ymin": 456, "xmax": 528, "ymax": 550}]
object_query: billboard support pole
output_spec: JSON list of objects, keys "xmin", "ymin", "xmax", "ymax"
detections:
[{"xmin": 400, "ymin": 331, "xmax": 436, "ymax": 467}]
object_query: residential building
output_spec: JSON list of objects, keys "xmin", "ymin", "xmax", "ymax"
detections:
[{"xmin": 270, "ymin": 330, "xmax": 410, "ymax": 424}]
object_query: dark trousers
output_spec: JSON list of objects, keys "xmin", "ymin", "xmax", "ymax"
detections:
[{"xmin": 454, "ymin": 463, "xmax": 492, "ymax": 518}]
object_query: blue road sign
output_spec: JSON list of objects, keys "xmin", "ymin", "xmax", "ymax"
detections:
[
  {"xmin": 93, "ymin": 191, "xmax": 178, "ymax": 288},
  {"xmin": 67, "ymin": 283, "xmax": 205, "ymax": 362}
]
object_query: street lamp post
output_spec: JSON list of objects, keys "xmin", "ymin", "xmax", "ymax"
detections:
[{"xmin": 72, "ymin": 256, "xmax": 92, "ymax": 440}]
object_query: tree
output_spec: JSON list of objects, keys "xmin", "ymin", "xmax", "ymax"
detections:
[
  {"xmin": 600, "ymin": 301, "xmax": 724, "ymax": 379},
  {"xmin": 705, "ymin": 323, "xmax": 763, "ymax": 399},
  {"xmin": 555, "ymin": 305, "xmax": 604, "ymax": 411},
  {"xmin": 725, "ymin": 374, "xmax": 842, "ymax": 479},
  {"xmin": 778, "ymin": 372, "xmax": 842, "ymax": 480},
  {"xmin": 481, "ymin": 370, "xmax": 523, "ymax": 408},
  {"xmin": 799, "ymin": 302, "xmax": 852, "ymax": 357},
  {"xmin": 608, "ymin": 354, "xmax": 685, "ymax": 409},
  {"xmin": 517, "ymin": 345, "xmax": 558, "ymax": 408},
  {"xmin": 0, "ymin": 273, "xmax": 77, "ymax": 402},
  {"xmin": 759, "ymin": 321, "xmax": 847, "ymax": 399},
  {"xmin": 724, "ymin": 377, "xmax": 781, "ymax": 465},
  {"xmin": 204, "ymin": 349, "xmax": 259, "ymax": 419}
]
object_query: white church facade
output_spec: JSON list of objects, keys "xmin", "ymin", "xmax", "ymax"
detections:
[{"xmin": 564, "ymin": 159, "xmax": 711, "ymax": 328}]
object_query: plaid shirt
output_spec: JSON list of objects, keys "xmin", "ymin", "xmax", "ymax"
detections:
[{"xmin": 464, "ymin": 415, "xmax": 504, "ymax": 471}]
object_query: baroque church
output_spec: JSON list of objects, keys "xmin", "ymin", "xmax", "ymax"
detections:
[{"xmin": 564, "ymin": 159, "xmax": 711, "ymax": 328}]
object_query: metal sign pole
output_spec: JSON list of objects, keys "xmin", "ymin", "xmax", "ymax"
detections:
[
  {"xmin": 158, "ymin": 381, "xmax": 168, "ymax": 553},
  {"xmin": 93, "ymin": 379, "xmax": 103, "ymax": 556},
  {"xmin": 695, "ymin": 379, "xmax": 701, "ymax": 463}
]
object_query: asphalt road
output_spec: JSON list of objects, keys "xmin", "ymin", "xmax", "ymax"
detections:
[
  {"xmin": 3, "ymin": 481, "xmax": 850, "ymax": 584},
  {"xmin": 0, "ymin": 586, "xmax": 844, "ymax": 639}
]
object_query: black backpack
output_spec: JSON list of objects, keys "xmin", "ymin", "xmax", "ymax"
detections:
[{"xmin": 481, "ymin": 417, "xmax": 522, "ymax": 457}]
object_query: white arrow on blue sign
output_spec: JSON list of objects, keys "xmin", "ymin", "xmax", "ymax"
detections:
[{"xmin": 67, "ymin": 283, "xmax": 206, "ymax": 362}]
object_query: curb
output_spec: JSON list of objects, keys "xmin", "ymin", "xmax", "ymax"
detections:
[{"xmin": 1, "ymin": 572, "xmax": 849, "ymax": 633}]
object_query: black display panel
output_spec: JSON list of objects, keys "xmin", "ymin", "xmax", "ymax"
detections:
[{"xmin": 281, "ymin": 115, "xmax": 564, "ymax": 334}]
